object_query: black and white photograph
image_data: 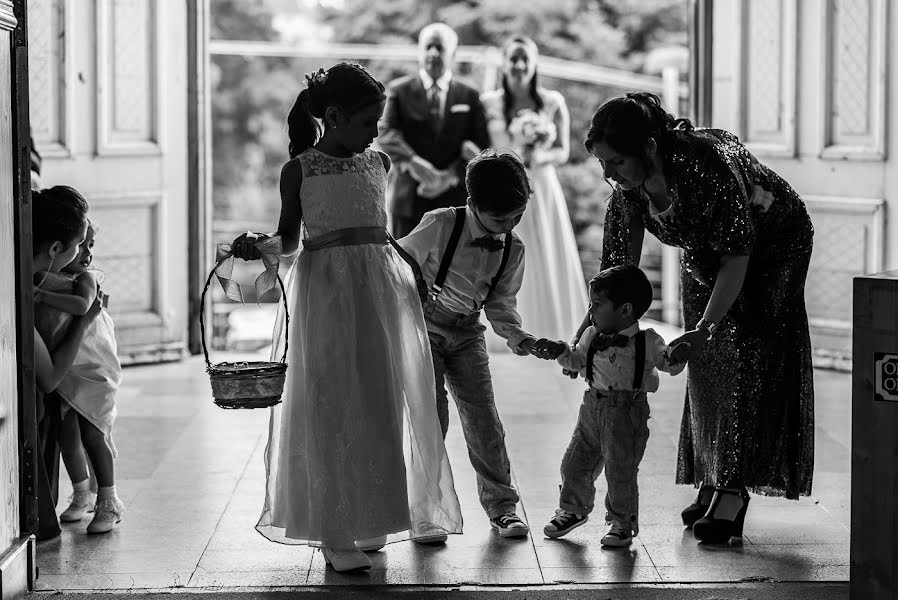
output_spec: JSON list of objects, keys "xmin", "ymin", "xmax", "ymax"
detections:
[{"xmin": 2, "ymin": 1, "xmax": 895, "ymax": 599}]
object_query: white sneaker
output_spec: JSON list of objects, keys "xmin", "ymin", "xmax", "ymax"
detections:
[
  {"xmin": 355, "ymin": 535, "xmax": 387, "ymax": 552},
  {"xmin": 59, "ymin": 491, "xmax": 96, "ymax": 522},
  {"xmin": 322, "ymin": 548, "xmax": 372, "ymax": 571},
  {"xmin": 600, "ymin": 522, "xmax": 633, "ymax": 547},
  {"xmin": 86, "ymin": 498, "xmax": 124, "ymax": 534}
]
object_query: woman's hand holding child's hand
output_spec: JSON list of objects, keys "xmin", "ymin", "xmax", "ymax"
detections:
[
  {"xmin": 231, "ymin": 232, "xmax": 267, "ymax": 261},
  {"xmin": 668, "ymin": 329, "xmax": 709, "ymax": 363},
  {"xmin": 667, "ymin": 342, "xmax": 691, "ymax": 366}
]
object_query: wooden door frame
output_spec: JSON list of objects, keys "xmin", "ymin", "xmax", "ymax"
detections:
[
  {"xmin": 11, "ymin": 0, "xmax": 36, "ymax": 540},
  {"xmin": 3, "ymin": 0, "xmax": 39, "ymax": 594}
]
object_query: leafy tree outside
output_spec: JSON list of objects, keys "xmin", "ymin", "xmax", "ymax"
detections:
[{"xmin": 210, "ymin": 0, "xmax": 688, "ymax": 314}]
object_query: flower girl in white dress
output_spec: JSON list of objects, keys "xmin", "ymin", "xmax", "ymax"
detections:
[
  {"xmin": 231, "ymin": 63, "xmax": 462, "ymax": 573},
  {"xmin": 481, "ymin": 36, "xmax": 588, "ymax": 349}
]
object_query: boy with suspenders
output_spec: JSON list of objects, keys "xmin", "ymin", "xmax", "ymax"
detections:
[
  {"xmin": 397, "ymin": 151, "xmax": 563, "ymax": 540},
  {"xmin": 543, "ymin": 265, "xmax": 688, "ymax": 547}
]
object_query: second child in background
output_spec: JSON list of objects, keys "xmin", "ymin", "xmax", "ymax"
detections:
[
  {"xmin": 34, "ymin": 221, "xmax": 125, "ymax": 534},
  {"xmin": 399, "ymin": 150, "xmax": 564, "ymax": 540},
  {"xmin": 543, "ymin": 265, "xmax": 686, "ymax": 547}
]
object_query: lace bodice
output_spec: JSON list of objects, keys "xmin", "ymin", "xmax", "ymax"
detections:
[
  {"xmin": 481, "ymin": 88, "xmax": 565, "ymax": 152},
  {"xmin": 296, "ymin": 147, "xmax": 388, "ymax": 238}
]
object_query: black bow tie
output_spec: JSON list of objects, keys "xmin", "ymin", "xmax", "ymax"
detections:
[
  {"xmin": 590, "ymin": 333, "xmax": 630, "ymax": 352},
  {"xmin": 471, "ymin": 236, "xmax": 505, "ymax": 252}
]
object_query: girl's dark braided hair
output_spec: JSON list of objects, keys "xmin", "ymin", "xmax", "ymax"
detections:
[{"xmin": 287, "ymin": 62, "xmax": 386, "ymax": 158}]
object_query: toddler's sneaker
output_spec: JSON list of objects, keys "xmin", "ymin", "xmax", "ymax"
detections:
[
  {"xmin": 490, "ymin": 513, "xmax": 530, "ymax": 538},
  {"xmin": 600, "ymin": 522, "xmax": 633, "ymax": 547},
  {"xmin": 59, "ymin": 491, "xmax": 96, "ymax": 522},
  {"xmin": 543, "ymin": 508, "xmax": 588, "ymax": 539},
  {"xmin": 87, "ymin": 497, "xmax": 124, "ymax": 534}
]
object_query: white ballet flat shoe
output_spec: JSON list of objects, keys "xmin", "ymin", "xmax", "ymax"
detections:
[
  {"xmin": 322, "ymin": 547, "xmax": 372, "ymax": 572},
  {"xmin": 355, "ymin": 535, "xmax": 387, "ymax": 552}
]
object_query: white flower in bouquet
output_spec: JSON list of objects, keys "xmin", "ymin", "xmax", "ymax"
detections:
[{"xmin": 508, "ymin": 109, "xmax": 557, "ymax": 149}]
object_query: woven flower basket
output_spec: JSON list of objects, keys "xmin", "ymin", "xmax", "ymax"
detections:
[{"xmin": 199, "ymin": 258, "xmax": 289, "ymax": 409}]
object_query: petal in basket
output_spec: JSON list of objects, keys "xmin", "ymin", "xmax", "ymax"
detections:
[{"xmin": 199, "ymin": 238, "xmax": 290, "ymax": 409}]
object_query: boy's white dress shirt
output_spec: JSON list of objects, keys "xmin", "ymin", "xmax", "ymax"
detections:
[{"xmin": 398, "ymin": 207, "xmax": 532, "ymax": 351}]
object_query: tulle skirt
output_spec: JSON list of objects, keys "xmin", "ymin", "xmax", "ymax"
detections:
[
  {"xmin": 56, "ymin": 311, "xmax": 122, "ymax": 455},
  {"xmin": 256, "ymin": 242, "xmax": 463, "ymax": 549}
]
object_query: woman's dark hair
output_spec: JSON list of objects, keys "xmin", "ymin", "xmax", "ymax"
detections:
[
  {"xmin": 32, "ymin": 185, "xmax": 89, "ymax": 250},
  {"xmin": 465, "ymin": 149, "xmax": 532, "ymax": 214},
  {"xmin": 501, "ymin": 36, "xmax": 544, "ymax": 129},
  {"xmin": 286, "ymin": 62, "xmax": 386, "ymax": 158},
  {"xmin": 584, "ymin": 92, "xmax": 693, "ymax": 176},
  {"xmin": 589, "ymin": 265, "xmax": 653, "ymax": 320}
]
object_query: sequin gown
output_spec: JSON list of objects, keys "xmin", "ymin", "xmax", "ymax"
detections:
[
  {"xmin": 601, "ymin": 128, "xmax": 814, "ymax": 499},
  {"xmin": 256, "ymin": 148, "xmax": 463, "ymax": 549}
]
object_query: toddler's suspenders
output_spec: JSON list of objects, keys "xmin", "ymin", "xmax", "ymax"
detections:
[
  {"xmin": 585, "ymin": 329, "xmax": 647, "ymax": 390},
  {"xmin": 632, "ymin": 329, "xmax": 646, "ymax": 390}
]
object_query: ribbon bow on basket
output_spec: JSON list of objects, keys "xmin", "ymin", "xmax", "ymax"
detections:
[{"xmin": 199, "ymin": 236, "xmax": 290, "ymax": 410}]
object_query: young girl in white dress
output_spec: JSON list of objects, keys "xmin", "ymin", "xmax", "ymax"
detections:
[
  {"xmin": 34, "ymin": 221, "xmax": 124, "ymax": 534},
  {"xmin": 481, "ymin": 36, "xmax": 587, "ymax": 349},
  {"xmin": 231, "ymin": 63, "xmax": 462, "ymax": 573}
]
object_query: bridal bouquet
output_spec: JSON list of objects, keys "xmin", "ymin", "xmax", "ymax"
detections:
[{"xmin": 508, "ymin": 109, "xmax": 556, "ymax": 167}]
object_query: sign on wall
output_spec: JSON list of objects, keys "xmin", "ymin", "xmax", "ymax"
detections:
[{"xmin": 874, "ymin": 353, "xmax": 898, "ymax": 402}]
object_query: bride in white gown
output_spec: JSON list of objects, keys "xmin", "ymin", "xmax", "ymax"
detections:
[{"xmin": 481, "ymin": 36, "xmax": 587, "ymax": 350}]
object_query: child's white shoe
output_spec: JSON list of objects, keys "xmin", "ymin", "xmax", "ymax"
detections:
[
  {"xmin": 411, "ymin": 522, "xmax": 449, "ymax": 545},
  {"xmin": 86, "ymin": 498, "xmax": 124, "ymax": 534},
  {"xmin": 321, "ymin": 548, "xmax": 372, "ymax": 571},
  {"xmin": 355, "ymin": 535, "xmax": 387, "ymax": 552},
  {"xmin": 59, "ymin": 491, "xmax": 96, "ymax": 522}
]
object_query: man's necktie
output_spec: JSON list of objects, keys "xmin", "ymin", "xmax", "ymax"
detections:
[
  {"xmin": 470, "ymin": 236, "xmax": 504, "ymax": 251},
  {"xmin": 427, "ymin": 83, "xmax": 443, "ymax": 134}
]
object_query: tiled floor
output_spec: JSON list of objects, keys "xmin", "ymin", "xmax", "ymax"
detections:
[{"xmin": 35, "ymin": 321, "xmax": 851, "ymax": 591}]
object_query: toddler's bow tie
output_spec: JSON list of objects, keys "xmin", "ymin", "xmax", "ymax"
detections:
[
  {"xmin": 591, "ymin": 333, "xmax": 630, "ymax": 352},
  {"xmin": 471, "ymin": 236, "xmax": 505, "ymax": 251}
]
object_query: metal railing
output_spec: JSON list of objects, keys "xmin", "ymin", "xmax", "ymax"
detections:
[{"xmin": 209, "ymin": 40, "xmax": 687, "ymax": 326}]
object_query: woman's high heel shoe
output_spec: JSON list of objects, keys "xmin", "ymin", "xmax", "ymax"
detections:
[
  {"xmin": 692, "ymin": 486, "xmax": 750, "ymax": 544},
  {"xmin": 681, "ymin": 485, "xmax": 715, "ymax": 528}
]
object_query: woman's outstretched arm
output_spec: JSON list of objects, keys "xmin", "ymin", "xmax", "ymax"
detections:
[{"xmin": 34, "ymin": 295, "xmax": 102, "ymax": 393}]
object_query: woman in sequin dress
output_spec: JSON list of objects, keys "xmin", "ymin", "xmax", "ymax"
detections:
[{"xmin": 582, "ymin": 92, "xmax": 814, "ymax": 544}]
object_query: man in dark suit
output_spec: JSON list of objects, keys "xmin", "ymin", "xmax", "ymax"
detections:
[{"xmin": 379, "ymin": 23, "xmax": 491, "ymax": 237}]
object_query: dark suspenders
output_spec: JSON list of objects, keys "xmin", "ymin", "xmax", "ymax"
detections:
[
  {"xmin": 431, "ymin": 207, "xmax": 467, "ymax": 296},
  {"xmin": 632, "ymin": 329, "xmax": 646, "ymax": 390},
  {"xmin": 402, "ymin": 207, "xmax": 511, "ymax": 308},
  {"xmin": 585, "ymin": 329, "xmax": 646, "ymax": 390}
]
